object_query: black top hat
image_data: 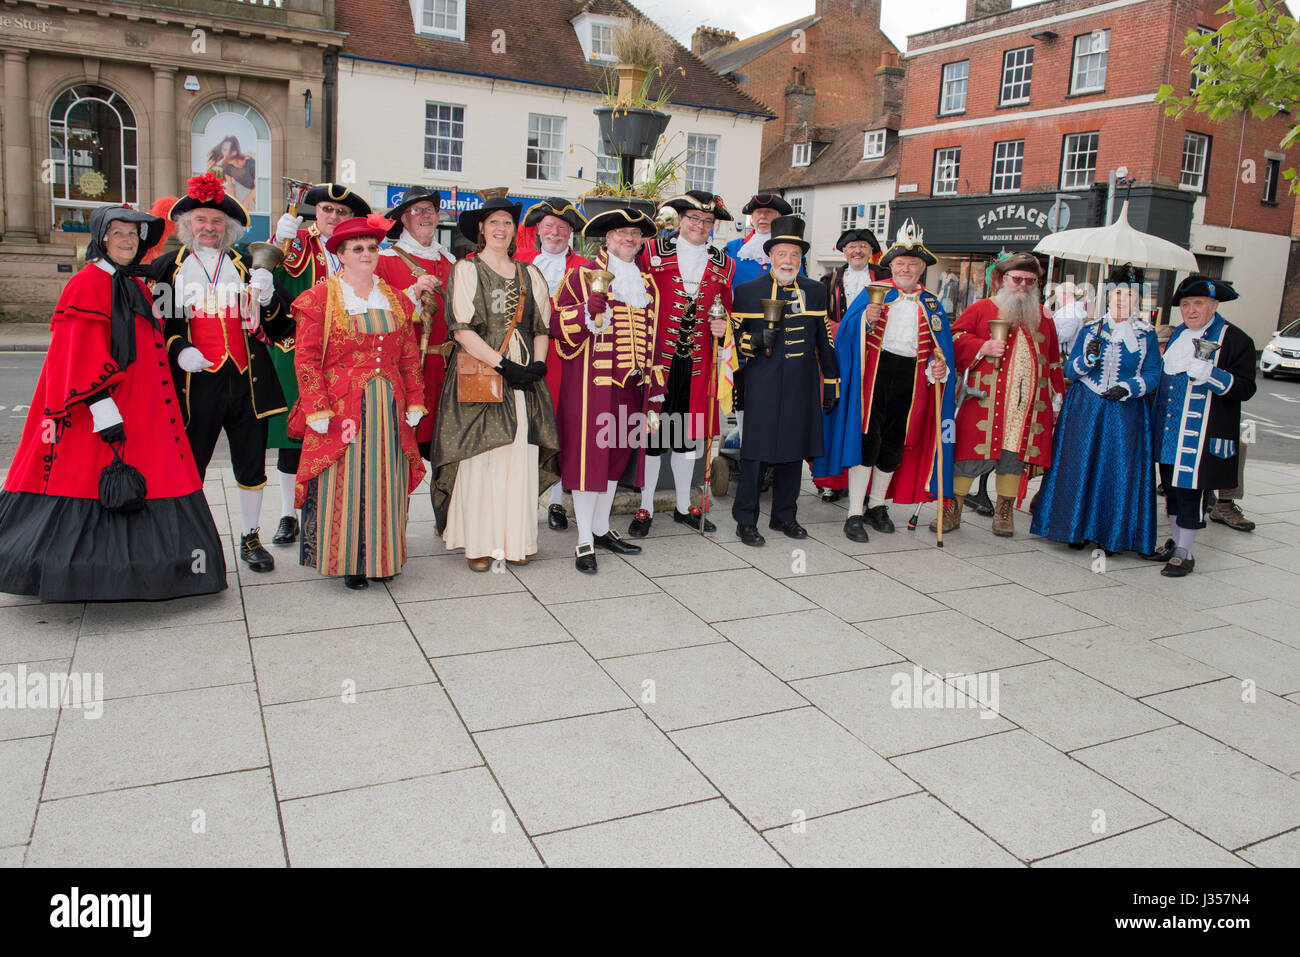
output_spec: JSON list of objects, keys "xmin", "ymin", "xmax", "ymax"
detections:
[
  {"xmin": 742, "ymin": 193, "xmax": 793, "ymax": 217},
  {"xmin": 763, "ymin": 215, "xmax": 810, "ymax": 255},
  {"xmin": 583, "ymin": 207, "xmax": 657, "ymax": 239},
  {"xmin": 661, "ymin": 190, "xmax": 733, "ymax": 221},
  {"xmin": 303, "ymin": 183, "xmax": 371, "ymax": 218},
  {"xmin": 1105, "ymin": 262, "xmax": 1145, "ymax": 287},
  {"xmin": 1171, "ymin": 274, "xmax": 1238, "ymax": 305},
  {"xmin": 523, "ymin": 197, "xmax": 585, "ymax": 233},
  {"xmin": 87, "ymin": 205, "xmax": 166, "ymax": 267},
  {"xmin": 384, "ymin": 186, "xmax": 442, "ymax": 238},
  {"xmin": 835, "ymin": 227, "xmax": 881, "ymax": 253},
  {"xmin": 457, "ymin": 196, "xmax": 522, "ymax": 243},
  {"xmin": 168, "ymin": 172, "xmax": 250, "ymax": 227}
]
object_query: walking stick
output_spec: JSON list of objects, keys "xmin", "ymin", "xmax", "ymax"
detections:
[
  {"xmin": 934, "ymin": 377, "xmax": 945, "ymax": 548},
  {"xmin": 908, "ymin": 505, "xmax": 921, "ymax": 531}
]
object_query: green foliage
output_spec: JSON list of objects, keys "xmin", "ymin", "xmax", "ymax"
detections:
[{"xmin": 1154, "ymin": 0, "xmax": 1300, "ymax": 192}]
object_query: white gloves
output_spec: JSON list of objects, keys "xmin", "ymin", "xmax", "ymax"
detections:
[
  {"xmin": 177, "ymin": 347, "xmax": 213, "ymax": 373},
  {"xmin": 89, "ymin": 396, "xmax": 123, "ymax": 433},
  {"xmin": 309, "ymin": 416, "xmax": 330, "ymax": 435},
  {"xmin": 1187, "ymin": 357, "xmax": 1214, "ymax": 384},
  {"xmin": 275, "ymin": 213, "xmax": 302, "ymax": 244},
  {"xmin": 405, "ymin": 410, "xmax": 424, "ymax": 428},
  {"xmin": 248, "ymin": 267, "xmax": 274, "ymax": 305}
]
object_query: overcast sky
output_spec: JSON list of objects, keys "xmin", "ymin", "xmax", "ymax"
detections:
[{"xmin": 636, "ymin": 0, "xmax": 1300, "ymax": 53}]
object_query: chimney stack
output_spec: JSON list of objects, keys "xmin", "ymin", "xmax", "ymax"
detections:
[
  {"xmin": 692, "ymin": 25, "xmax": 737, "ymax": 57},
  {"xmin": 965, "ymin": 0, "xmax": 1012, "ymax": 20},
  {"xmin": 874, "ymin": 52, "xmax": 904, "ymax": 119}
]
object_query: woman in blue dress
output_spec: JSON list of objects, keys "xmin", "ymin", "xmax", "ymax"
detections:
[{"xmin": 1031, "ymin": 265, "xmax": 1160, "ymax": 554}]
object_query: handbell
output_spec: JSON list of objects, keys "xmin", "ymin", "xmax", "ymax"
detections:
[
  {"xmin": 248, "ymin": 241, "xmax": 285, "ymax": 272},
  {"xmin": 588, "ymin": 270, "xmax": 615, "ymax": 296},
  {"xmin": 866, "ymin": 283, "xmax": 890, "ymax": 306},
  {"xmin": 759, "ymin": 297, "xmax": 785, "ymax": 357},
  {"xmin": 1192, "ymin": 338, "xmax": 1221, "ymax": 362},
  {"xmin": 986, "ymin": 319, "xmax": 1012, "ymax": 371}
]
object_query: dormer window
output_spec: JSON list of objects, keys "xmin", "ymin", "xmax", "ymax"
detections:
[
  {"xmin": 792, "ymin": 142, "xmax": 811, "ymax": 167},
  {"xmin": 572, "ymin": 12, "xmax": 624, "ymax": 63},
  {"xmin": 863, "ymin": 129, "xmax": 885, "ymax": 159},
  {"xmin": 414, "ymin": 0, "xmax": 465, "ymax": 41}
]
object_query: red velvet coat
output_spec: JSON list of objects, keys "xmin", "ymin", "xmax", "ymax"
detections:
[
  {"xmin": 638, "ymin": 236, "xmax": 735, "ymax": 439},
  {"xmin": 375, "ymin": 247, "xmax": 454, "ymax": 444},
  {"xmin": 290, "ymin": 277, "xmax": 427, "ymax": 507},
  {"xmin": 5, "ymin": 264, "xmax": 202, "ymax": 499},
  {"xmin": 516, "ymin": 247, "xmax": 592, "ymax": 416},
  {"xmin": 951, "ymin": 298, "xmax": 1065, "ymax": 467}
]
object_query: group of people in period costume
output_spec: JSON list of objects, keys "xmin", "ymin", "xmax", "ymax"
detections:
[{"xmin": 0, "ymin": 168, "xmax": 1264, "ymax": 600}]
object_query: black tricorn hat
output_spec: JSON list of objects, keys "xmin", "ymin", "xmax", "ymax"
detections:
[
  {"xmin": 583, "ymin": 207, "xmax": 657, "ymax": 239},
  {"xmin": 835, "ymin": 227, "xmax": 881, "ymax": 253},
  {"xmin": 1105, "ymin": 262, "xmax": 1145, "ymax": 287},
  {"xmin": 523, "ymin": 197, "xmax": 586, "ymax": 233},
  {"xmin": 457, "ymin": 196, "xmax": 522, "ymax": 243},
  {"xmin": 168, "ymin": 172, "xmax": 250, "ymax": 227},
  {"xmin": 303, "ymin": 183, "xmax": 371, "ymax": 218},
  {"xmin": 385, "ymin": 186, "xmax": 442, "ymax": 239},
  {"xmin": 763, "ymin": 215, "xmax": 810, "ymax": 255},
  {"xmin": 742, "ymin": 193, "xmax": 792, "ymax": 216},
  {"xmin": 1172, "ymin": 274, "xmax": 1238, "ymax": 305},
  {"xmin": 661, "ymin": 190, "xmax": 733, "ymax": 221}
]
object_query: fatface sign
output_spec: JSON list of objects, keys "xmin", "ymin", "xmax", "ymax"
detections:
[{"xmin": 894, "ymin": 193, "xmax": 1089, "ymax": 252}]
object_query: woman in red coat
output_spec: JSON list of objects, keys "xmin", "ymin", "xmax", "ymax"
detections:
[
  {"xmin": 291, "ymin": 214, "xmax": 427, "ymax": 589},
  {"xmin": 0, "ymin": 205, "xmax": 226, "ymax": 600}
]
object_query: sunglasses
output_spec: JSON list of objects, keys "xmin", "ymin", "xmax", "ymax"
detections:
[{"xmin": 1004, "ymin": 275, "xmax": 1039, "ymax": 287}]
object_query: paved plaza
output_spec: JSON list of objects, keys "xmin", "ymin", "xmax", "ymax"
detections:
[{"xmin": 2, "ymin": 457, "xmax": 1299, "ymax": 868}]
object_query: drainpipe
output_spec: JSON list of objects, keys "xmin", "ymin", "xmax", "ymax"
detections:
[{"xmin": 323, "ymin": 51, "xmax": 337, "ymax": 181}]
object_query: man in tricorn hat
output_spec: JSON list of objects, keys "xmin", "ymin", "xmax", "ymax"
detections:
[
  {"xmin": 729, "ymin": 215, "xmax": 838, "ymax": 546},
  {"xmin": 265, "ymin": 182, "xmax": 374, "ymax": 547},
  {"xmin": 147, "ymin": 173, "xmax": 294, "ymax": 572},
  {"xmin": 630, "ymin": 189, "xmax": 735, "ymax": 536},
  {"xmin": 814, "ymin": 219, "xmax": 954, "ymax": 543},
  {"xmin": 515, "ymin": 197, "xmax": 591, "ymax": 531},
  {"xmin": 1145, "ymin": 275, "xmax": 1256, "ymax": 577},
  {"xmin": 945, "ymin": 252, "xmax": 1064, "ymax": 537},
  {"xmin": 551, "ymin": 207, "xmax": 664, "ymax": 573},
  {"xmin": 375, "ymin": 185, "xmax": 455, "ymax": 461}
]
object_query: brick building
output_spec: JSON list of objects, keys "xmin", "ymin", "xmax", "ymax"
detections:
[{"xmin": 893, "ymin": 0, "xmax": 1297, "ymax": 345}]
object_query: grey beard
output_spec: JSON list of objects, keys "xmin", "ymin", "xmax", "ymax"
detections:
[{"xmin": 994, "ymin": 287, "xmax": 1040, "ymax": 331}]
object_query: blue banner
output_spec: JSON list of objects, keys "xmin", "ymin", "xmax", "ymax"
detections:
[{"xmin": 383, "ymin": 185, "xmax": 544, "ymax": 217}]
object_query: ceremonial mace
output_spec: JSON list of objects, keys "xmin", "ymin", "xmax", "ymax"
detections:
[
  {"xmin": 758, "ymin": 298, "xmax": 784, "ymax": 357},
  {"xmin": 933, "ymin": 376, "xmax": 945, "ymax": 548},
  {"xmin": 985, "ymin": 319, "xmax": 1012, "ymax": 370},
  {"xmin": 700, "ymin": 295, "xmax": 728, "ymax": 534}
]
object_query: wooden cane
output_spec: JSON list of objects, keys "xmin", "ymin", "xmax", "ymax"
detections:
[{"xmin": 934, "ymin": 377, "xmax": 945, "ymax": 548}]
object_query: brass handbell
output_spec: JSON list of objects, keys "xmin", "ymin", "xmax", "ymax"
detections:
[
  {"xmin": 759, "ymin": 297, "xmax": 785, "ymax": 357},
  {"xmin": 248, "ymin": 241, "xmax": 286, "ymax": 272},
  {"xmin": 986, "ymin": 319, "xmax": 1012, "ymax": 370},
  {"xmin": 588, "ymin": 270, "xmax": 614, "ymax": 295},
  {"xmin": 1192, "ymin": 338, "xmax": 1221, "ymax": 362},
  {"xmin": 866, "ymin": 283, "xmax": 890, "ymax": 306}
]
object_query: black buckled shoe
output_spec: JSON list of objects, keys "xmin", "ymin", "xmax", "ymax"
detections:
[
  {"xmin": 594, "ymin": 530, "xmax": 642, "ymax": 555},
  {"xmin": 369, "ymin": 576, "xmax": 394, "ymax": 583},
  {"xmin": 674, "ymin": 506, "xmax": 715, "ymax": 532},
  {"xmin": 1142, "ymin": 538, "xmax": 1176, "ymax": 562},
  {"xmin": 240, "ymin": 529, "xmax": 275, "ymax": 573},
  {"xmin": 865, "ymin": 505, "xmax": 895, "ymax": 533},
  {"xmin": 737, "ymin": 524, "xmax": 766, "ymax": 547},
  {"xmin": 769, "ymin": 519, "xmax": 808, "ymax": 540},
  {"xmin": 843, "ymin": 515, "xmax": 870, "ymax": 543},
  {"xmin": 820, "ymin": 487, "xmax": 846, "ymax": 503},
  {"xmin": 575, "ymin": 542, "xmax": 597, "ymax": 574},
  {"xmin": 547, "ymin": 504, "xmax": 569, "ymax": 531},
  {"xmin": 1161, "ymin": 555, "xmax": 1195, "ymax": 578},
  {"xmin": 344, "ymin": 574, "xmax": 369, "ymax": 590},
  {"xmin": 628, "ymin": 509, "xmax": 653, "ymax": 538},
  {"xmin": 271, "ymin": 514, "xmax": 299, "ymax": 545},
  {"xmin": 965, "ymin": 487, "xmax": 995, "ymax": 517}
]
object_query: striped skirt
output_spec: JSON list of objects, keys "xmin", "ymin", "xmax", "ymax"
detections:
[{"xmin": 300, "ymin": 375, "xmax": 409, "ymax": 577}]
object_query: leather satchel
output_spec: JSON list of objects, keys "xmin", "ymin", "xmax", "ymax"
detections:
[{"xmin": 456, "ymin": 263, "xmax": 526, "ymax": 404}]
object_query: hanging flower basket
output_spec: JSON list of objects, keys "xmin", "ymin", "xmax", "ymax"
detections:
[
  {"xmin": 580, "ymin": 195, "xmax": 656, "ymax": 221},
  {"xmin": 595, "ymin": 106, "xmax": 670, "ymax": 161}
]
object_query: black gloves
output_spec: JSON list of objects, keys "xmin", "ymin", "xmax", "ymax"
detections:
[
  {"xmin": 1100, "ymin": 385, "xmax": 1128, "ymax": 401},
  {"xmin": 1084, "ymin": 334, "xmax": 1102, "ymax": 363},
  {"xmin": 525, "ymin": 360, "xmax": 548, "ymax": 380},
  {"xmin": 99, "ymin": 423, "xmax": 126, "ymax": 445},
  {"xmin": 823, "ymin": 383, "xmax": 839, "ymax": 413},
  {"xmin": 761, "ymin": 326, "xmax": 779, "ymax": 352},
  {"xmin": 497, "ymin": 357, "xmax": 536, "ymax": 389}
]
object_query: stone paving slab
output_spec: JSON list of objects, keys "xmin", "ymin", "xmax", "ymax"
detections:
[
  {"xmin": 251, "ymin": 622, "xmax": 437, "ymax": 705},
  {"xmin": 716, "ymin": 609, "xmax": 902, "ymax": 680},
  {"xmin": 1032, "ymin": 819, "xmax": 1250, "ymax": 868},
  {"xmin": 1024, "ymin": 626, "xmax": 1225, "ymax": 698},
  {"xmin": 1141, "ymin": 678, "xmax": 1300, "ymax": 775}
]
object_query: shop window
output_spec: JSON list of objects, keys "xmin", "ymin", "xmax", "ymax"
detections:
[{"xmin": 49, "ymin": 85, "xmax": 137, "ymax": 233}]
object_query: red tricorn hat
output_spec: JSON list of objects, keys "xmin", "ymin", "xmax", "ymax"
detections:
[{"xmin": 325, "ymin": 213, "xmax": 395, "ymax": 255}]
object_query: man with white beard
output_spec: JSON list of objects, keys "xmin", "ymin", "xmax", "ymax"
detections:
[
  {"xmin": 147, "ymin": 173, "xmax": 294, "ymax": 572},
  {"xmin": 515, "ymin": 197, "xmax": 591, "ymax": 531},
  {"xmin": 946, "ymin": 253, "xmax": 1065, "ymax": 537}
]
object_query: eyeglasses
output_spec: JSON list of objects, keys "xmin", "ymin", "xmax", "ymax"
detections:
[
  {"xmin": 316, "ymin": 204, "xmax": 350, "ymax": 217},
  {"xmin": 1004, "ymin": 275, "xmax": 1039, "ymax": 287},
  {"xmin": 681, "ymin": 214, "xmax": 714, "ymax": 225}
]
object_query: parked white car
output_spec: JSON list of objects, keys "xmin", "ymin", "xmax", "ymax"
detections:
[{"xmin": 1260, "ymin": 319, "xmax": 1300, "ymax": 379}]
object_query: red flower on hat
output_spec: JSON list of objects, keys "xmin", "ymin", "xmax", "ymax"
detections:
[
  {"xmin": 714, "ymin": 196, "xmax": 726, "ymax": 210},
  {"xmin": 186, "ymin": 172, "xmax": 226, "ymax": 204},
  {"xmin": 365, "ymin": 212, "xmax": 396, "ymax": 233}
]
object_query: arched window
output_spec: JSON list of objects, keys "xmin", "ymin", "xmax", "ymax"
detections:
[
  {"xmin": 49, "ymin": 85, "xmax": 138, "ymax": 233},
  {"xmin": 192, "ymin": 99, "xmax": 272, "ymax": 240}
]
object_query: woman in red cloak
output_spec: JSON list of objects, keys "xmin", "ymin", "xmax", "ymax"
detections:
[{"xmin": 0, "ymin": 205, "xmax": 227, "ymax": 600}]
